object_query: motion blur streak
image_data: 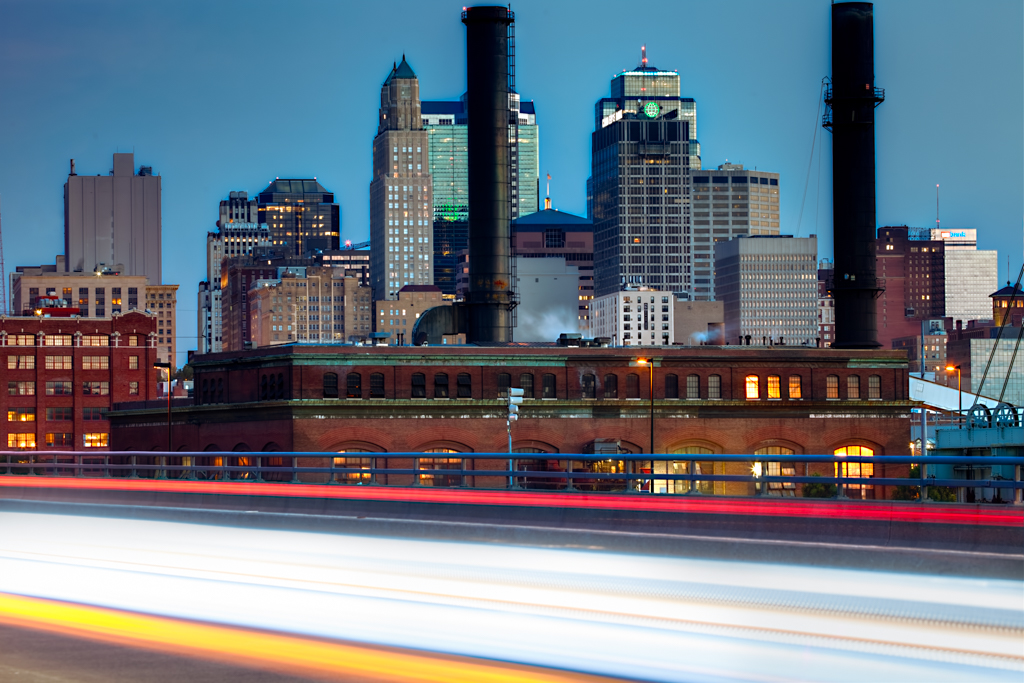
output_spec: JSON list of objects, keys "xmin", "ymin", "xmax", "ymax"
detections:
[
  {"xmin": 0, "ymin": 594, "xmax": 612, "ymax": 683},
  {"xmin": 0, "ymin": 512, "xmax": 1021, "ymax": 682},
  {"xmin": 1, "ymin": 476, "xmax": 1019, "ymax": 527}
]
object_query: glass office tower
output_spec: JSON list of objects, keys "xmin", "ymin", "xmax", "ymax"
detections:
[
  {"xmin": 422, "ymin": 94, "xmax": 539, "ymax": 295},
  {"xmin": 591, "ymin": 51, "xmax": 692, "ymax": 299}
]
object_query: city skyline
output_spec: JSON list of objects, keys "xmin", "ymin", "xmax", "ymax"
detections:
[{"xmin": 0, "ymin": 0, "xmax": 1021, "ymax": 365}]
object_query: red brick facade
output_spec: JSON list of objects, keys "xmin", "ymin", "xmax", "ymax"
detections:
[
  {"xmin": 1, "ymin": 312, "xmax": 158, "ymax": 451},
  {"xmin": 111, "ymin": 345, "xmax": 913, "ymax": 497}
]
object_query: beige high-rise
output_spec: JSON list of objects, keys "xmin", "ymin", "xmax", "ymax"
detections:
[{"xmin": 370, "ymin": 56, "xmax": 433, "ymax": 302}]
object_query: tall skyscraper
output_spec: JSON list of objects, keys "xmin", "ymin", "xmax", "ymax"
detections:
[
  {"xmin": 591, "ymin": 52, "xmax": 691, "ymax": 298},
  {"xmin": 64, "ymin": 153, "xmax": 162, "ymax": 283},
  {"xmin": 930, "ymin": 228, "xmax": 998, "ymax": 323},
  {"xmin": 691, "ymin": 163, "xmax": 780, "ymax": 301},
  {"xmin": 258, "ymin": 180, "xmax": 340, "ymax": 257},
  {"xmin": 370, "ymin": 57, "xmax": 434, "ymax": 301},
  {"xmin": 594, "ymin": 48, "xmax": 700, "ymax": 170},
  {"xmin": 197, "ymin": 194, "xmax": 272, "ymax": 355},
  {"xmin": 715, "ymin": 235, "xmax": 819, "ymax": 346},
  {"xmin": 422, "ymin": 94, "xmax": 539, "ymax": 294}
]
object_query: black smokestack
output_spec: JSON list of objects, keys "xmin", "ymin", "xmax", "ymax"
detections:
[
  {"xmin": 462, "ymin": 6, "xmax": 514, "ymax": 343},
  {"xmin": 827, "ymin": 2, "xmax": 884, "ymax": 349}
]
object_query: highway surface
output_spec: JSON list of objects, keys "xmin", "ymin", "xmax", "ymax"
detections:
[{"xmin": 0, "ymin": 507, "xmax": 1020, "ymax": 682}]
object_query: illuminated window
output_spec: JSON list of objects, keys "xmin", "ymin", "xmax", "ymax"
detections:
[
  {"xmin": 754, "ymin": 446, "xmax": 796, "ymax": 495},
  {"xmin": 835, "ymin": 445, "xmax": 874, "ymax": 497},
  {"xmin": 335, "ymin": 450, "xmax": 373, "ymax": 485},
  {"xmin": 868, "ymin": 374, "xmax": 881, "ymax": 400},
  {"xmin": 81, "ymin": 356, "xmax": 108, "ymax": 370},
  {"xmin": 7, "ymin": 433, "xmax": 36, "ymax": 449},
  {"xmin": 419, "ymin": 449, "xmax": 462, "ymax": 487},
  {"xmin": 129, "ymin": 381, "xmax": 139, "ymax": 395},
  {"xmin": 745, "ymin": 375, "xmax": 759, "ymax": 399},
  {"xmin": 44, "ymin": 334, "xmax": 73, "ymax": 346},
  {"xmin": 81, "ymin": 335, "xmax": 107, "ymax": 347},
  {"xmin": 788, "ymin": 375, "xmax": 802, "ymax": 399},
  {"xmin": 46, "ymin": 381, "xmax": 73, "ymax": 396},
  {"xmin": 128, "ymin": 336, "xmax": 139, "ymax": 347},
  {"xmin": 83, "ymin": 433, "xmax": 109, "ymax": 448},
  {"xmin": 8, "ymin": 356, "xmax": 34, "ymax": 370},
  {"xmin": 767, "ymin": 375, "xmax": 781, "ymax": 399},
  {"xmin": 7, "ymin": 408, "xmax": 35, "ymax": 422},
  {"xmin": 45, "ymin": 433, "xmax": 74, "ymax": 447},
  {"xmin": 847, "ymin": 375, "xmax": 860, "ymax": 399},
  {"xmin": 826, "ymin": 375, "xmax": 839, "ymax": 399}
]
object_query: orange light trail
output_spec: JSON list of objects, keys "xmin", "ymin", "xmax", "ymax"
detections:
[
  {"xmin": 1, "ymin": 476, "xmax": 1019, "ymax": 527},
  {"xmin": 0, "ymin": 593, "xmax": 619, "ymax": 683}
]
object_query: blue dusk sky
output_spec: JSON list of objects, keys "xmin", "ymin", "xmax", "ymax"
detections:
[{"xmin": 0, "ymin": 0, "xmax": 1021, "ymax": 365}]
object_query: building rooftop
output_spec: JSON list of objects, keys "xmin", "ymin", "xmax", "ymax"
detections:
[
  {"xmin": 513, "ymin": 208, "xmax": 592, "ymax": 228},
  {"xmin": 384, "ymin": 55, "xmax": 416, "ymax": 84},
  {"xmin": 258, "ymin": 179, "xmax": 329, "ymax": 195},
  {"xmin": 991, "ymin": 282, "xmax": 1023, "ymax": 298}
]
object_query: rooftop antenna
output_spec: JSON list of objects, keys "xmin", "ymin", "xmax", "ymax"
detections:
[
  {"xmin": 935, "ymin": 183, "xmax": 940, "ymax": 231},
  {"xmin": 545, "ymin": 173, "xmax": 551, "ymax": 210}
]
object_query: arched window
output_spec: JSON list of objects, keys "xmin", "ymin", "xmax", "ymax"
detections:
[
  {"xmin": 411, "ymin": 372, "xmax": 426, "ymax": 398},
  {"xmin": 201, "ymin": 379, "xmax": 209, "ymax": 403},
  {"xmin": 497, "ymin": 372, "xmax": 511, "ymax": 398},
  {"xmin": 754, "ymin": 446, "xmax": 796, "ymax": 496},
  {"xmin": 434, "ymin": 373, "xmax": 449, "ymax": 398},
  {"xmin": 604, "ymin": 374, "xmax": 618, "ymax": 399},
  {"xmin": 323, "ymin": 372, "xmax": 338, "ymax": 399},
  {"xmin": 519, "ymin": 373, "xmax": 534, "ymax": 399},
  {"xmin": 708, "ymin": 374, "xmax": 721, "ymax": 400},
  {"xmin": 277, "ymin": 373, "xmax": 285, "ymax": 399},
  {"xmin": 335, "ymin": 448, "xmax": 373, "ymax": 485},
  {"xmin": 419, "ymin": 447, "xmax": 462, "ymax": 487},
  {"xmin": 260, "ymin": 374, "xmax": 268, "ymax": 401},
  {"xmin": 268, "ymin": 373, "xmax": 277, "ymax": 400},
  {"xmin": 217, "ymin": 378, "xmax": 223, "ymax": 402},
  {"xmin": 745, "ymin": 375, "xmax": 760, "ymax": 399},
  {"xmin": 346, "ymin": 372, "xmax": 362, "ymax": 399},
  {"xmin": 457, "ymin": 373, "xmax": 472, "ymax": 398},
  {"xmin": 847, "ymin": 375, "xmax": 860, "ymax": 399},
  {"xmin": 826, "ymin": 374, "xmax": 840, "ymax": 399},
  {"xmin": 660, "ymin": 446, "xmax": 715, "ymax": 495},
  {"xmin": 686, "ymin": 374, "xmax": 700, "ymax": 400},
  {"xmin": 542, "ymin": 373, "xmax": 556, "ymax": 399},
  {"xmin": 868, "ymin": 374, "xmax": 881, "ymax": 400},
  {"xmin": 664, "ymin": 373, "xmax": 678, "ymax": 399},
  {"xmin": 581, "ymin": 373, "xmax": 596, "ymax": 399},
  {"xmin": 626, "ymin": 373, "xmax": 640, "ymax": 399},
  {"xmin": 767, "ymin": 375, "xmax": 781, "ymax": 399},
  {"xmin": 835, "ymin": 445, "xmax": 874, "ymax": 498},
  {"xmin": 369, "ymin": 372, "xmax": 385, "ymax": 399},
  {"xmin": 788, "ymin": 375, "xmax": 802, "ymax": 399}
]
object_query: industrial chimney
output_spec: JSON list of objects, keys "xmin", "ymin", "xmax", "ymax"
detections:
[
  {"xmin": 462, "ymin": 5, "xmax": 515, "ymax": 343},
  {"xmin": 825, "ymin": 2, "xmax": 884, "ymax": 348}
]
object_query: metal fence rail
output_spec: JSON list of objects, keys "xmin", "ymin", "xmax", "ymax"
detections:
[{"xmin": 1, "ymin": 452, "xmax": 1021, "ymax": 504}]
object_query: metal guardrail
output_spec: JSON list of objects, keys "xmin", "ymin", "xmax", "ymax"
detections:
[{"xmin": 1, "ymin": 452, "xmax": 1021, "ymax": 503}]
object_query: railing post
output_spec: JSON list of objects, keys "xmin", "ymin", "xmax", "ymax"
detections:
[
  {"xmin": 688, "ymin": 459, "xmax": 698, "ymax": 495},
  {"xmin": 75, "ymin": 454, "xmax": 82, "ymax": 478},
  {"xmin": 129, "ymin": 453, "xmax": 138, "ymax": 479},
  {"xmin": 1015, "ymin": 464, "xmax": 1022, "ymax": 506},
  {"xmin": 290, "ymin": 456, "xmax": 300, "ymax": 484},
  {"xmin": 920, "ymin": 458, "xmax": 929, "ymax": 502}
]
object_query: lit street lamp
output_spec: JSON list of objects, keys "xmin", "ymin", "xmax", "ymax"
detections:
[
  {"xmin": 636, "ymin": 358, "xmax": 655, "ymax": 492},
  {"xmin": 945, "ymin": 364, "xmax": 962, "ymax": 429}
]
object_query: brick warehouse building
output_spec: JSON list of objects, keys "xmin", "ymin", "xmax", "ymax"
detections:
[
  {"xmin": 110, "ymin": 345, "xmax": 913, "ymax": 498},
  {"xmin": 2, "ymin": 312, "xmax": 158, "ymax": 452}
]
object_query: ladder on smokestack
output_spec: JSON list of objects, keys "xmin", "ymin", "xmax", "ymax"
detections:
[{"xmin": 507, "ymin": 9, "xmax": 519, "ymax": 338}]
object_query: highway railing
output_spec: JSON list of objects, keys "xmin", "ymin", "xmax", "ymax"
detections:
[{"xmin": 1, "ymin": 451, "xmax": 1021, "ymax": 504}]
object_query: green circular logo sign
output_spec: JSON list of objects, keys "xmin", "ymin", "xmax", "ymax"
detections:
[{"xmin": 643, "ymin": 101, "xmax": 660, "ymax": 118}]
